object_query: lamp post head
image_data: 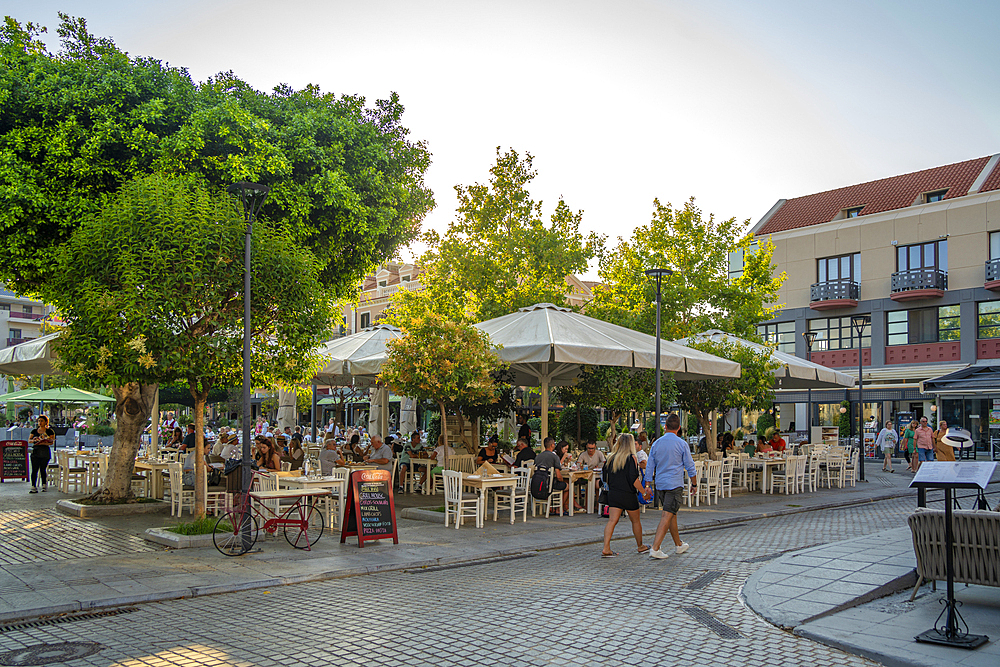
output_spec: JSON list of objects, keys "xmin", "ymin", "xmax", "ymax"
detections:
[
  {"xmin": 839, "ymin": 406, "xmax": 847, "ymax": 414},
  {"xmin": 227, "ymin": 181, "xmax": 270, "ymax": 220},
  {"xmin": 644, "ymin": 268, "xmax": 674, "ymax": 279},
  {"xmin": 850, "ymin": 314, "xmax": 871, "ymax": 335},
  {"xmin": 802, "ymin": 331, "xmax": 818, "ymax": 349}
]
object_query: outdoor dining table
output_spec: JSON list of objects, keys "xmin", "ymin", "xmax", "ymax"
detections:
[
  {"xmin": 409, "ymin": 457, "xmax": 437, "ymax": 495},
  {"xmin": 562, "ymin": 468, "xmax": 595, "ymax": 515},
  {"xmin": 460, "ymin": 472, "xmax": 519, "ymax": 524},
  {"xmin": 278, "ymin": 475, "xmax": 347, "ymax": 527},
  {"xmin": 134, "ymin": 459, "xmax": 172, "ymax": 499},
  {"xmin": 743, "ymin": 457, "xmax": 786, "ymax": 494}
]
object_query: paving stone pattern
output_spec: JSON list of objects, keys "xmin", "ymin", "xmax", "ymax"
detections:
[
  {"xmin": 0, "ymin": 510, "xmax": 159, "ymax": 566},
  {"xmin": 0, "ymin": 500, "xmax": 916, "ymax": 667}
]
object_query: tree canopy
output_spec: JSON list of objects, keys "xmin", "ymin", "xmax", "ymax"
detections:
[
  {"xmin": 586, "ymin": 198, "xmax": 785, "ymax": 341},
  {"xmin": 386, "ymin": 148, "xmax": 600, "ymax": 325},
  {"xmin": 0, "ymin": 14, "xmax": 434, "ymax": 297}
]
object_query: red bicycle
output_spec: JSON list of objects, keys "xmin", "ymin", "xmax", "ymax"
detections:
[{"xmin": 213, "ymin": 469, "xmax": 326, "ymax": 556}]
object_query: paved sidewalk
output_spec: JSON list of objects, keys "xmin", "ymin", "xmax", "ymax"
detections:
[{"xmin": 0, "ymin": 461, "xmax": 922, "ymax": 624}]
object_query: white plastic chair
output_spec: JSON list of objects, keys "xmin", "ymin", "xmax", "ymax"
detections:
[
  {"xmin": 493, "ymin": 467, "xmax": 530, "ymax": 523},
  {"xmin": 443, "ymin": 470, "xmax": 481, "ymax": 528},
  {"xmin": 166, "ymin": 462, "xmax": 194, "ymax": 516}
]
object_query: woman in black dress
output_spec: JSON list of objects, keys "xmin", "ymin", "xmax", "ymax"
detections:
[
  {"xmin": 29, "ymin": 415, "xmax": 55, "ymax": 493},
  {"xmin": 600, "ymin": 433, "xmax": 651, "ymax": 557}
]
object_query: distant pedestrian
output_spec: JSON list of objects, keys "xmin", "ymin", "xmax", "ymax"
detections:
[
  {"xmin": 901, "ymin": 420, "xmax": 917, "ymax": 472},
  {"xmin": 28, "ymin": 415, "xmax": 55, "ymax": 493},
  {"xmin": 645, "ymin": 413, "xmax": 696, "ymax": 559},
  {"xmin": 875, "ymin": 420, "xmax": 897, "ymax": 472},
  {"xmin": 914, "ymin": 417, "xmax": 935, "ymax": 467},
  {"xmin": 933, "ymin": 420, "xmax": 955, "ymax": 462},
  {"xmin": 600, "ymin": 433, "xmax": 650, "ymax": 558}
]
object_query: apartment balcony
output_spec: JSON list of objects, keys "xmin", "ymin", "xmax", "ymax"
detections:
[
  {"xmin": 889, "ymin": 268, "xmax": 947, "ymax": 302},
  {"xmin": 6, "ymin": 337, "xmax": 33, "ymax": 347},
  {"xmin": 7, "ymin": 311, "xmax": 44, "ymax": 321},
  {"xmin": 986, "ymin": 258, "xmax": 1000, "ymax": 291},
  {"xmin": 809, "ymin": 279, "xmax": 859, "ymax": 311}
]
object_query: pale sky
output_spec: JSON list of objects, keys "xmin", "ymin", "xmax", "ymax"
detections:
[{"xmin": 10, "ymin": 1, "xmax": 1000, "ymax": 278}]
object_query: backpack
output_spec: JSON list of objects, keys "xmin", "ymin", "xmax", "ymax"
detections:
[{"xmin": 530, "ymin": 466, "xmax": 551, "ymax": 500}]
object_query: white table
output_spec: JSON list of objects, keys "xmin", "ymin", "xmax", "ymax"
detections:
[
  {"xmin": 561, "ymin": 468, "xmax": 595, "ymax": 515},
  {"xmin": 461, "ymin": 473, "xmax": 519, "ymax": 524},
  {"xmin": 278, "ymin": 475, "xmax": 347, "ymax": 527}
]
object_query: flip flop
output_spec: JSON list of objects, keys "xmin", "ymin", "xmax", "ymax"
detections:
[
  {"xmin": 601, "ymin": 551, "xmax": 618, "ymax": 558},
  {"xmin": 637, "ymin": 545, "xmax": 650, "ymax": 554}
]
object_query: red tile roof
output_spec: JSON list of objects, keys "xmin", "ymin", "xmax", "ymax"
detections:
[
  {"xmin": 978, "ymin": 159, "xmax": 1000, "ymax": 193},
  {"xmin": 756, "ymin": 156, "xmax": 992, "ymax": 235}
]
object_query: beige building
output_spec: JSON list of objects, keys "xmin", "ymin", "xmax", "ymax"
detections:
[
  {"xmin": 0, "ymin": 287, "xmax": 55, "ymax": 348},
  {"xmin": 747, "ymin": 154, "xmax": 1000, "ymax": 453}
]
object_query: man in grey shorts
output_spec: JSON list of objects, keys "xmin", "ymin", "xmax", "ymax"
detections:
[{"xmin": 643, "ymin": 413, "xmax": 697, "ymax": 559}]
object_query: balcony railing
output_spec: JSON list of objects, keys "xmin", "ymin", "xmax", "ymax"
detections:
[
  {"xmin": 6, "ymin": 337, "xmax": 33, "ymax": 347},
  {"xmin": 810, "ymin": 279, "xmax": 859, "ymax": 303},
  {"xmin": 890, "ymin": 268, "xmax": 947, "ymax": 294},
  {"xmin": 987, "ymin": 258, "xmax": 1000, "ymax": 284},
  {"xmin": 7, "ymin": 310, "xmax": 44, "ymax": 321}
]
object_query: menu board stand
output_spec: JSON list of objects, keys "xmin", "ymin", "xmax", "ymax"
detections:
[
  {"xmin": 1, "ymin": 441, "xmax": 29, "ymax": 482},
  {"xmin": 340, "ymin": 469, "xmax": 398, "ymax": 548},
  {"xmin": 909, "ymin": 462, "xmax": 995, "ymax": 649}
]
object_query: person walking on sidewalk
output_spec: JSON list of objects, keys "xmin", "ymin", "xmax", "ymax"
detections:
[
  {"xmin": 644, "ymin": 413, "xmax": 696, "ymax": 560},
  {"xmin": 901, "ymin": 420, "xmax": 917, "ymax": 472},
  {"xmin": 914, "ymin": 417, "xmax": 935, "ymax": 469},
  {"xmin": 875, "ymin": 420, "xmax": 898, "ymax": 472},
  {"xmin": 28, "ymin": 415, "xmax": 55, "ymax": 493},
  {"xmin": 600, "ymin": 433, "xmax": 651, "ymax": 558},
  {"xmin": 933, "ymin": 420, "xmax": 955, "ymax": 462}
]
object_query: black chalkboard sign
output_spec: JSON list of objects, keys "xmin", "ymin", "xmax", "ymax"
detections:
[
  {"xmin": 1, "ymin": 441, "xmax": 29, "ymax": 482},
  {"xmin": 340, "ymin": 469, "xmax": 398, "ymax": 548}
]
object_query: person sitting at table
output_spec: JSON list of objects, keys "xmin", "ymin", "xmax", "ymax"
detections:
[
  {"xmin": 477, "ymin": 436, "xmax": 500, "ymax": 466},
  {"xmin": 397, "ymin": 431, "xmax": 423, "ymax": 493},
  {"xmin": 182, "ymin": 449, "xmax": 196, "ymax": 486},
  {"xmin": 275, "ymin": 433, "xmax": 289, "ymax": 455},
  {"xmin": 535, "ymin": 437, "xmax": 571, "ymax": 515},
  {"xmin": 364, "ymin": 434, "xmax": 394, "ymax": 474},
  {"xmin": 253, "ymin": 436, "xmax": 281, "ymax": 472},
  {"xmin": 512, "ymin": 438, "xmax": 536, "ymax": 467},
  {"xmin": 577, "ymin": 439, "xmax": 606, "ymax": 470},
  {"xmin": 344, "ymin": 433, "xmax": 364, "ymax": 462},
  {"xmin": 211, "ymin": 433, "xmax": 229, "ymax": 456},
  {"xmin": 219, "ymin": 436, "xmax": 239, "ymax": 459},
  {"xmin": 721, "ymin": 433, "xmax": 735, "ymax": 453},
  {"xmin": 756, "ymin": 437, "xmax": 773, "ymax": 454},
  {"xmin": 179, "ymin": 423, "xmax": 196, "ymax": 452},
  {"xmin": 556, "ymin": 441, "xmax": 573, "ymax": 467},
  {"xmin": 419, "ymin": 434, "xmax": 456, "ymax": 489},
  {"xmin": 164, "ymin": 427, "xmax": 184, "ymax": 449},
  {"xmin": 767, "ymin": 429, "xmax": 786, "ymax": 452},
  {"xmin": 287, "ymin": 436, "xmax": 305, "ymax": 470},
  {"xmin": 319, "ymin": 439, "xmax": 345, "ymax": 475}
]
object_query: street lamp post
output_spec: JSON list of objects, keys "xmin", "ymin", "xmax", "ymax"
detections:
[
  {"xmin": 802, "ymin": 331, "xmax": 818, "ymax": 441},
  {"xmin": 227, "ymin": 181, "xmax": 269, "ymax": 548},
  {"xmin": 644, "ymin": 268, "xmax": 674, "ymax": 440},
  {"xmin": 851, "ymin": 314, "xmax": 870, "ymax": 482}
]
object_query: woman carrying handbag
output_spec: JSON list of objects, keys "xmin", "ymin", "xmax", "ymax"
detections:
[{"xmin": 600, "ymin": 433, "xmax": 651, "ymax": 558}]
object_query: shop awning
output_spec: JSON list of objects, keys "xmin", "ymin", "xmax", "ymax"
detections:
[{"xmin": 920, "ymin": 364, "xmax": 1000, "ymax": 395}]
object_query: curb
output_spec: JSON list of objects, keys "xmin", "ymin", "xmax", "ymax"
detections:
[
  {"xmin": 0, "ymin": 487, "xmax": 914, "ymax": 624},
  {"xmin": 56, "ymin": 499, "xmax": 171, "ymax": 518},
  {"xmin": 793, "ymin": 625, "xmax": 923, "ymax": 667}
]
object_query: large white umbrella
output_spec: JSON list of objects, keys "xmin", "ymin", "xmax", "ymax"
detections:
[
  {"xmin": 673, "ymin": 329, "xmax": 856, "ymax": 389},
  {"xmin": 474, "ymin": 304, "xmax": 742, "ymax": 438},
  {"xmin": 0, "ymin": 333, "xmax": 60, "ymax": 375}
]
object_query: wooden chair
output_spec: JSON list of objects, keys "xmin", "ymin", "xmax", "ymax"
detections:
[
  {"xmin": 493, "ymin": 467, "xmax": 530, "ymax": 523},
  {"xmin": 443, "ymin": 470, "xmax": 481, "ymax": 528},
  {"xmin": 700, "ymin": 460, "xmax": 723, "ymax": 505},
  {"xmin": 251, "ymin": 471, "xmax": 280, "ymax": 520},
  {"xmin": 720, "ymin": 458, "xmax": 735, "ymax": 498},
  {"xmin": 57, "ymin": 450, "xmax": 87, "ymax": 493},
  {"xmin": 166, "ymin": 462, "xmax": 194, "ymax": 516},
  {"xmin": 843, "ymin": 448, "xmax": 859, "ymax": 487},
  {"xmin": 684, "ymin": 461, "xmax": 704, "ymax": 506},
  {"xmin": 769, "ymin": 455, "xmax": 803, "ymax": 495},
  {"xmin": 806, "ymin": 453, "xmax": 821, "ymax": 492}
]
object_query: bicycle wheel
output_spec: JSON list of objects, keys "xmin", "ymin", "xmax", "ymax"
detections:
[
  {"xmin": 283, "ymin": 502, "xmax": 324, "ymax": 549},
  {"xmin": 214, "ymin": 509, "xmax": 259, "ymax": 556}
]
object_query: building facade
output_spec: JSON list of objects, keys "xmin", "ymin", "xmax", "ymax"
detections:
[
  {"xmin": 751, "ymin": 155, "xmax": 1000, "ymax": 453},
  {"xmin": 0, "ymin": 287, "xmax": 55, "ymax": 349}
]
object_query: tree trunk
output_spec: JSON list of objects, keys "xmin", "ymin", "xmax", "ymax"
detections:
[
  {"xmin": 696, "ymin": 411, "xmax": 718, "ymax": 456},
  {"xmin": 88, "ymin": 383, "xmax": 157, "ymax": 502},
  {"xmin": 438, "ymin": 400, "xmax": 448, "ymax": 469},
  {"xmin": 457, "ymin": 411, "xmax": 466, "ymax": 450},
  {"xmin": 606, "ymin": 410, "xmax": 620, "ymax": 447},
  {"xmin": 192, "ymin": 391, "xmax": 208, "ymax": 519}
]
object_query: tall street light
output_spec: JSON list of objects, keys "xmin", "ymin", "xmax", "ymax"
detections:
[
  {"xmin": 802, "ymin": 331, "xmax": 818, "ymax": 441},
  {"xmin": 645, "ymin": 268, "xmax": 673, "ymax": 440},
  {"xmin": 227, "ymin": 181, "xmax": 269, "ymax": 548},
  {"xmin": 851, "ymin": 314, "xmax": 870, "ymax": 482}
]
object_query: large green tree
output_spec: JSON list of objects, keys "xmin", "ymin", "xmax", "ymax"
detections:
[
  {"xmin": 387, "ymin": 147, "xmax": 601, "ymax": 324},
  {"xmin": 673, "ymin": 338, "xmax": 780, "ymax": 455},
  {"xmin": 0, "ymin": 14, "xmax": 434, "ymax": 296},
  {"xmin": 51, "ymin": 174, "xmax": 332, "ymax": 510},
  {"xmin": 587, "ymin": 198, "xmax": 785, "ymax": 341}
]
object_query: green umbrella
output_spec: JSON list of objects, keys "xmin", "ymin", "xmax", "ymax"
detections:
[
  {"xmin": 15, "ymin": 387, "xmax": 116, "ymax": 403},
  {"xmin": 0, "ymin": 388, "xmax": 43, "ymax": 402}
]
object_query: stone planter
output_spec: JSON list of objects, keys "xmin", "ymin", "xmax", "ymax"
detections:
[
  {"xmin": 56, "ymin": 498, "xmax": 170, "ymax": 518},
  {"xmin": 143, "ymin": 527, "xmax": 216, "ymax": 549}
]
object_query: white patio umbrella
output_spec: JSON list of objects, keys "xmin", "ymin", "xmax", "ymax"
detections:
[
  {"xmin": 673, "ymin": 330, "xmax": 856, "ymax": 389},
  {"xmin": 474, "ymin": 304, "xmax": 742, "ymax": 439},
  {"xmin": 0, "ymin": 332, "xmax": 61, "ymax": 375}
]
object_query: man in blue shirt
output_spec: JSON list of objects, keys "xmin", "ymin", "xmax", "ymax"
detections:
[{"xmin": 643, "ymin": 413, "xmax": 696, "ymax": 559}]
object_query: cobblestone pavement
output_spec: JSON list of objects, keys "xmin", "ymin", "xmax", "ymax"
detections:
[
  {"xmin": 0, "ymin": 509, "xmax": 159, "ymax": 566},
  {"xmin": 0, "ymin": 499, "xmax": 921, "ymax": 667}
]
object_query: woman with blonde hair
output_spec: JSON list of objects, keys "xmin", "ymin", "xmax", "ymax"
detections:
[
  {"xmin": 600, "ymin": 433, "xmax": 651, "ymax": 558},
  {"xmin": 902, "ymin": 420, "xmax": 918, "ymax": 472}
]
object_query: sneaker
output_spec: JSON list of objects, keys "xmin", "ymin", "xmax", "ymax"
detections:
[
  {"xmin": 675, "ymin": 542, "xmax": 690, "ymax": 554},
  {"xmin": 29, "ymin": 487, "xmax": 38, "ymax": 494},
  {"xmin": 41, "ymin": 485, "xmax": 47, "ymax": 491},
  {"xmin": 649, "ymin": 549, "xmax": 670, "ymax": 560}
]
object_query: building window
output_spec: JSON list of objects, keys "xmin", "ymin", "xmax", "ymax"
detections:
[
  {"xmin": 0, "ymin": 304, "xmax": 9, "ymax": 311},
  {"xmin": 817, "ymin": 252, "xmax": 860, "ymax": 283},
  {"xmin": 8, "ymin": 328, "xmax": 21, "ymax": 340},
  {"xmin": 22, "ymin": 305, "xmax": 32, "ymax": 314},
  {"xmin": 378, "ymin": 281, "xmax": 387, "ymax": 287},
  {"xmin": 808, "ymin": 317, "xmax": 871, "ymax": 351},
  {"xmin": 844, "ymin": 206, "xmax": 864, "ymax": 218},
  {"xmin": 401, "ymin": 275, "xmax": 410, "ymax": 282},
  {"xmin": 897, "ymin": 239, "xmax": 947, "ymax": 273},
  {"xmin": 887, "ymin": 305, "xmax": 960, "ymax": 346},
  {"xmin": 360, "ymin": 313, "xmax": 371, "ymax": 329},
  {"xmin": 979, "ymin": 302, "xmax": 1000, "ymax": 339},
  {"xmin": 727, "ymin": 241, "xmax": 758, "ymax": 281},
  {"xmin": 991, "ymin": 231, "xmax": 1000, "ymax": 261},
  {"xmin": 757, "ymin": 321, "xmax": 796, "ymax": 353},
  {"xmin": 924, "ymin": 189, "xmax": 948, "ymax": 203}
]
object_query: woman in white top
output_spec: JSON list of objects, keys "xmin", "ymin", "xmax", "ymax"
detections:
[{"xmin": 874, "ymin": 420, "xmax": 898, "ymax": 473}]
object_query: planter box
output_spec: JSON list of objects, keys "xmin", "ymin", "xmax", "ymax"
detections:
[
  {"xmin": 143, "ymin": 527, "xmax": 216, "ymax": 549},
  {"xmin": 56, "ymin": 498, "xmax": 170, "ymax": 518}
]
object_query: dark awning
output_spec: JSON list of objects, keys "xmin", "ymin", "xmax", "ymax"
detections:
[{"xmin": 921, "ymin": 364, "xmax": 1000, "ymax": 395}]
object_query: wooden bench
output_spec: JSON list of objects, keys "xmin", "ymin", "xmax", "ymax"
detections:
[{"xmin": 907, "ymin": 508, "xmax": 1000, "ymax": 601}]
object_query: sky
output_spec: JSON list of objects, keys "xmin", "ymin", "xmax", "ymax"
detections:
[{"xmin": 8, "ymin": 0, "xmax": 1000, "ymax": 278}]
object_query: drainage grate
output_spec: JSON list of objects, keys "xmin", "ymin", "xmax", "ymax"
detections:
[
  {"xmin": 681, "ymin": 607, "xmax": 743, "ymax": 639},
  {"xmin": 0, "ymin": 607, "xmax": 138, "ymax": 634},
  {"xmin": 873, "ymin": 475, "xmax": 894, "ymax": 488},
  {"xmin": 405, "ymin": 552, "xmax": 537, "ymax": 573},
  {"xmin": 0, "ymin": 642, "xmax": 104, "ymax": 665},
  {"xmin": 686, "ymin": 570, "xmax": 726, "ymax": 590}
]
